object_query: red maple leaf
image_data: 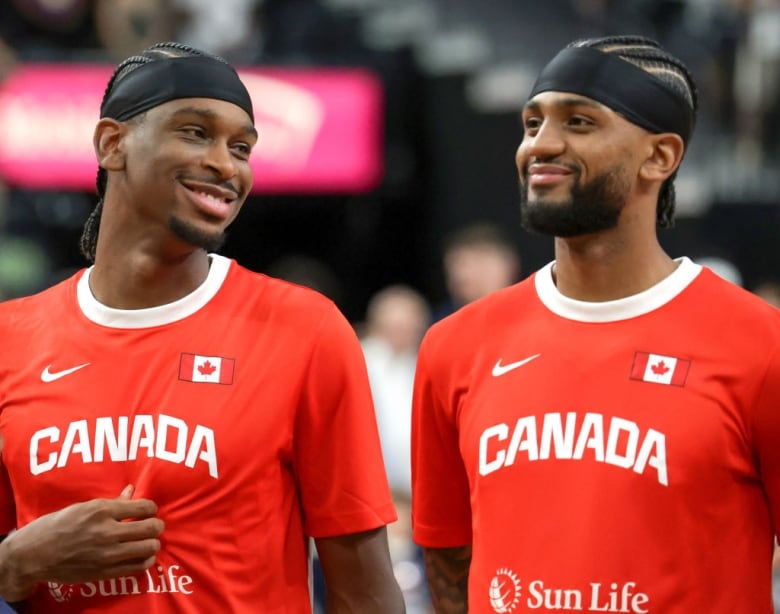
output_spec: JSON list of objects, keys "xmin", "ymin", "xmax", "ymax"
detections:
[
  {"xmin": 198, "ymin": 360, "xmax": 217, "ymax": 376},
  {"xmin": 651, "ymin": 360, "xmax": 670, "ymax": 375}
]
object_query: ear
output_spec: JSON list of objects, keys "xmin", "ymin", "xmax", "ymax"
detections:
[
  {"xmin": 638, "ymin": 133, "xmax": 685, "ymax": 183},
  {"xmin": 93, "ymin": 118, "xmax": 128, "ymax": 171}
]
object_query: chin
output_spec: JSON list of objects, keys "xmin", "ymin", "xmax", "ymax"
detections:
[{"xmin": 169, "ymin": 216, "xmax": 227, "ymax": 252}]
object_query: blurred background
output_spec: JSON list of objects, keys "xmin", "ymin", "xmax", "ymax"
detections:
[
  {"xmin": 0, "ymin": 0, "xmax": 778, "ymax": 317},
  {"xmin": 0, "ymin": 1, "xmax": 779, "ymax": 612}
]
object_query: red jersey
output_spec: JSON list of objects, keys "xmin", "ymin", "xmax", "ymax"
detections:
[
  {"xmin": 0, "ymin": 255, "xmax": 396, "ymax": 613},
  {"xmin": 412, "ymin": 258, "xmax": 780, "ymax": 613}
]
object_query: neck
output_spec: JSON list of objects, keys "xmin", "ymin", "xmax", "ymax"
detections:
[
  {"xmin": 89, "ymin": 248, "xmax": 211, "ymax": 310},
  {"xmin": 87, "ymin": 194, "xmax": 217, "ymax": 309},
  {"xmin": 552, "ymin": 230, "xmax": 676, "ymax": 302}
]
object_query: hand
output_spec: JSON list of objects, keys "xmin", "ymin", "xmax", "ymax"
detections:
[{"xmin": 0, "ymin": 485, "xmax": 164, "ymax": 602}]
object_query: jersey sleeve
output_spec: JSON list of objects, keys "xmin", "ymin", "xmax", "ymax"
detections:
[
  {"xmin": 0, "ymin": 451, "xmax": 16, "ymax": 535},
  {"xmin": 294, "ymin": 304, "xmax": 396, "ymax": 538},
  {"xmin": 411, "ymin": 328, "xmax": 473, "ymax": 548},
  {"xmin": 0, "ymin": 312, "xmax": 17, "ymax": 536},
  {"xmin": 752, "ymin": 333, "xmax": 780, "ymax": 540}
]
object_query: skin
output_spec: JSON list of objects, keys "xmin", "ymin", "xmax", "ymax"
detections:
[
  {"xmin": 316, "ymin": 528, "xmax": 405, "ymax": 613},
  {"xmin": 0, "ymin": 485, "xmax": 163, "ymax": 602},
  {"xmin": 517, "ymin": 91, "xmax": 684, "ymax": 301},
  {"xmin": 422, "ymin": 91, "xmax": 685, "ymax": 612},
  {"xmin": 89, "ymin": 97, "xmax": 258, "ymax": 309},
  {"xmin": 423, "ymin": 546, "xmax": 472, "ymax": 614},
  {"xmin": 0, "ymin": 96, "xmax": 404, "ymax": 612}
]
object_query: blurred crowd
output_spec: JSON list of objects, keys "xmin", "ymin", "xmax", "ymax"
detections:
[{"xmin": 0, "ymin": 0, "xmax": 371, "ymax": 71}]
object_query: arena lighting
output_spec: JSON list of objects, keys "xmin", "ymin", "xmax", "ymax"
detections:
[{"xmin": 0, "ymin": 64, "xmax": 384, "ymax": 194}]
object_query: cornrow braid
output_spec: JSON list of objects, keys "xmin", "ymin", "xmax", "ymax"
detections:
[
  {"xmin": 568, "ymin": 35, "xmax": 699, "ymax": 229},
  {"xmin": 79, "ymin": 42, "xmax": 230, "ymax": 263}
]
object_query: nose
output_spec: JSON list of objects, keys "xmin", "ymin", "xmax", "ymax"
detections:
[
  {"xmin": 516, "ymin": 120, "xmax": 565, "ymax": 178},
  {"xmin": 203, "ymin": 140, "xmax": 237, "ymax": 180},
  {"xmin": 523, "ymin": 120, "xmax": 566, "ymax": 160}
]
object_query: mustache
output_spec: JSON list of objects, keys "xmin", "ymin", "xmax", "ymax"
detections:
[{"xmin": 521, "ymin": 158, "xmax": 580, "ymax": 187}]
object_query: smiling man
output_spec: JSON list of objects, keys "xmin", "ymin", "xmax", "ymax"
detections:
[
  {"xmin": 412, "ymin": 36, "xmax": 780, "ymax": 614},
  {"xmin": 0, "ymin": 43, "xmax": 404, "ymax": 613}
]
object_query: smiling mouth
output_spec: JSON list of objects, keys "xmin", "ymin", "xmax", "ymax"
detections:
[
  {"xmin": 528, "ymin": 173, "xmax": 571, "ymax": 189},
  {"xmin": 182, "ymin": 184, "xmax": 237, "ymax": 220},
  {"xmin": 180, "ymin": 175, "xmax": 239, "ymax": 199},
  {"xmin": 193, "ymin": 190, "xmax": 231, "ymax": 206}
]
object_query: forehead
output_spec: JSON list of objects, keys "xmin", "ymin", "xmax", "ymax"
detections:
[{"xmin": 523, "ymin": 91, "xmax": 612, "ymax": 114}]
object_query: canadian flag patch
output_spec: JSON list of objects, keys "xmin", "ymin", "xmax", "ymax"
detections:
[
  {"xmin": 179, "ymin": 353, "xmax": 235, "ymax": 385},
  {"xmin": 630, "ymin": 352, "xmax": 690, "ymax": 386}
]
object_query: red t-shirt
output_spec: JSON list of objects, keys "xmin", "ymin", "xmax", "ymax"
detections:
[
  {"xmin": 412, "ymin": 258, "xmax": 780, "ymax": 613},
  {"xmin": 0, "ymin": 255, "xmax": 396, "ymax": 612}
]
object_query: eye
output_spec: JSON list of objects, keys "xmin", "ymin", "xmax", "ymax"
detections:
[
  {"xmin": 523, "ymin": 116, "xmax": 542, "ymax": 134},
  {"xmin": 180, "ymin": 125, "xmax": 207, "ymax": 139},
  {"xmin": 567, "ymin": 115, "xmax": 594, "ymax": 129},
  {"xmin": 231, "ymin": 142, "xmax": 253, "ymax": 160}
]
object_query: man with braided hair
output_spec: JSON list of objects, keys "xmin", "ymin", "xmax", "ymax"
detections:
[
  {"xmin": 0, "ymin": 42, "xmax": 405, "ymax": 612},
  {"xmin": 412, "ymin": 35, "xmax": 780, "ymax": 613}
]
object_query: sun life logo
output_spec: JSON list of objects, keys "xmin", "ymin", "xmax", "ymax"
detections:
[
  {"xmin": 48, "ymin": 582, "xmax": 75, "ymax": 603},
  {"xmin": 489, "ymin": 567, "xmax": 521, "ymax": 613}
]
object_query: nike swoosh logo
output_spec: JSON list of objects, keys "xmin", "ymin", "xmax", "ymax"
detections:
[
  {"xmin": 492, "ymin": 354, "xmax": 541, "ymax": 377},
  {"xmin": 41, "ymin": 363, "xmax": 90, "ymax": 383}
]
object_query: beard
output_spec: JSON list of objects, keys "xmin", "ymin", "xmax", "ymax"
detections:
[
  {"xmin": 169, "ymin": 216, "xmax": 227, "ymax": 253},
  {"xmin": 519, "ymin": 164, "xmax": 631, "ymax": 237}
]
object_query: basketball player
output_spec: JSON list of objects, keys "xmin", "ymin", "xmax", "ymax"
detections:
[
  {"xmin": 0, "ymin": 43, "xmax": 404, "ymax": 612},
  {"xmin": 412, "ymin": 35, "xmax": 780, "ymax": 613}
]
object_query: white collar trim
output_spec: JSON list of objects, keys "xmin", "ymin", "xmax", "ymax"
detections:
[
  {"xmin": 77, "ymin": 254, "xmax": 231, "ymax": 328},
  {"xmin": 534, "ymin": 257, "xmax": 701, "ymax": 322}
]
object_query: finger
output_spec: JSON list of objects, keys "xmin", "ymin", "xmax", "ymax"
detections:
[
  {"xmin": 114, "ymin": 517, "xmax": 165, "ymax": 541},
  {"xmin": 109, "ymin": 498, "xmax": 158, "ymax": 521},
  {"xmin": 98, "ymin": 553, "xmax": 159, "ymax": 579},
  {"xmin": 99, "ymin": 538, "xmax": 162, "ymax": 567},
  {"xmin": 53, "ymin": 553, "xmax": 159, "ymax": 584},
  {"xmin": 117, "ymin": 484, "xmax": 134, "ymax": 499}
]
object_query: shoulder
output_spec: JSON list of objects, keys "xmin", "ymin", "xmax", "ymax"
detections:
[
  {"xmin": 422, "ymin": 276, "xmax": 535, "ymax": 359},
  {"xmin": 0, "ymin": 273, "xmax": 80, "ymax": 331},
  {"xmin": 678, "ymin": 268, "xmax": 780, "ymax": 384},
  {"xmin": 689, "ymin": 267, "xmax": 780, "ymax": 336},
  {"xmin": 0, "ymin": 274, "xmax": 80, "ymax": 374},
  {"xmin": 223, "ymin": 259, "xmax": 339, "ymax": 321},
  {"xmin": 221, "ymin": 260, "xmax": 360, "ymax": 358},
  {"xmin": 428, "ymin": 276, "xmax": 535, "ymax": 334}
]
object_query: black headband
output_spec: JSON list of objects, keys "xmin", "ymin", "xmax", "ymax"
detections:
[
  {"xmin": 528, "ymin": 47, "xmax": 694, "ymax": 144},
  {"xmin": 100, "ymin": 55, "xmax": 254, "ymax": 122}
]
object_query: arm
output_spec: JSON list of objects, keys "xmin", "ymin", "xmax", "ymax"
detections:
[
  {"xmin": 411, "ymin": 336, "xmax": 473, "ymax": 614},
  {"xmin": 0, "ymin": 535, "xmax": 22, "ymax": 613},
  {"xmin": 422, "ymin": 545, "xmax": 472, "ymax": 614},
  {"xmin": 296, "ymin": 307, "xmax": 402, "ymax": 611},
  {"xmin": 315, "ymin": 526, "xmax": 405, "ymax": 614},
  {"xmin": 753, "ymin": 332, "xmax": 780, "ymax": 562},
  {"xmin": 0, "ymin": 486, "xmax": 163, "ymax": 602}
]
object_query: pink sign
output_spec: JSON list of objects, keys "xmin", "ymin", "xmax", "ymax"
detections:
[{"xmin": 0, "ymin": 64, "xmax": 384, "ymax": 193}]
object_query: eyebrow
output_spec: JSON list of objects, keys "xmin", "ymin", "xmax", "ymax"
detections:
[
  {"xmin": 170, "ymin": 106, "xmax": 258, "ymax": 139},
  {"xmin": 524, "ymin": 96, "xmax": 604, "ymax": 112}
]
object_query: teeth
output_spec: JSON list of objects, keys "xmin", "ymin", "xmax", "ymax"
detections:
[{"xmin": 197, "ymin": 191, "xmax": 226, "ymax": 204}]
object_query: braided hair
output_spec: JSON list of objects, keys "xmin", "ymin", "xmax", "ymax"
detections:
[
  {"xmin": 79, "ymin": 42, "xmax": 231, "ymax": 263},
  {"xmin": 567, "ymin": 35, "xmax": 699, "ymax": 229}
]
